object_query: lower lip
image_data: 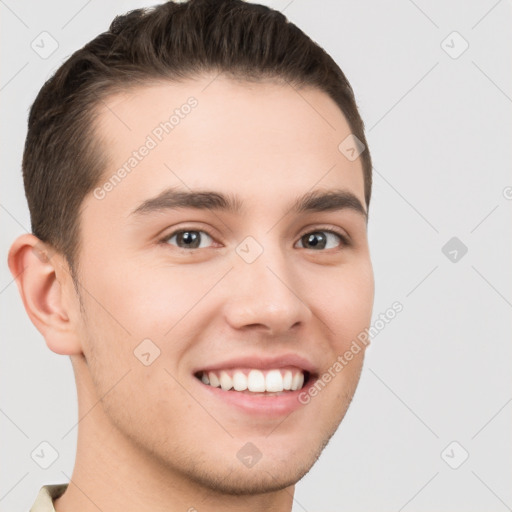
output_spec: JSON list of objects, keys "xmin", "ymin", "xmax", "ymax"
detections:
[{"xmin": 194, "ymin": 375, "xmax": 317, "ymax": 416}]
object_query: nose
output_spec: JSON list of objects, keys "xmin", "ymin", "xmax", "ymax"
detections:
[{"xmin": 222, "ymin": 241, "xmax": 312, "ymax": 336}]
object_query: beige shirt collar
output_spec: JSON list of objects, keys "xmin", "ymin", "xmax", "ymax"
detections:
[{"xmin": 29, "ymin": 484, "xmax": 68, "ymax": 512}]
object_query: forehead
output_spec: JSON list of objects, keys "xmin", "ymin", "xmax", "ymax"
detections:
[{"xmin": 89, "ymin": 75, "xmax": 365, "ymax": 216}]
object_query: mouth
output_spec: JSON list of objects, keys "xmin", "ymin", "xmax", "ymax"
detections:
[
  {"xmin": 194, "ymin": 367, "xmax": 312, "ymax": 395},
  {"xmin": 191, "ymin": 354, "xmax": 320, "ymax": 416}
]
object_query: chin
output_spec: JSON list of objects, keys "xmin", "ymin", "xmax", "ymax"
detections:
[
  {"xmin": 187, "ymin": 459, "xmax": 313, "ymax": 496},
  {"xmin": 180, "ymin": 432, "xmax": 334, "ymax": 496}
]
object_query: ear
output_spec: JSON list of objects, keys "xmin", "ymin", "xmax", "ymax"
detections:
[{"xmin": 7, "ymin": 233, "xmax": 83, "ymax": 355}]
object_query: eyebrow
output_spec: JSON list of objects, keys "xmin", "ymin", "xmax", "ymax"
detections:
[{"xmin": 130, "ymin": 186, "xmax": 368, "ymax": 221}]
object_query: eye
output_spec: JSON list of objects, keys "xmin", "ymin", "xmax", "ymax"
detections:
[
  {"xmin": 163, "ymin": 229, "xmax": 214, "ymax": 250},
  {"xmin": 161, "ymin": 226, "xmax": 349, "ymax": 252},
  {"xmin": 295, "ymin": 229, "xmax": 348, "ymax": 251}
]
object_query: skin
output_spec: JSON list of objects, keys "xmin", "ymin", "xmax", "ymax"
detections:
[{"xmin": 9, "ymin": 74, "xmax": 374, "ymax": 512}]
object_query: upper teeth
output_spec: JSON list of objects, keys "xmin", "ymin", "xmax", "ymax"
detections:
[{"xmin": 200, "ymin": 369, "xmax": 305, "ymax": 393}]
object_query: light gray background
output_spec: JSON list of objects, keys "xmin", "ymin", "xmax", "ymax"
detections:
[{"xmin": 1, "ymin": 1, "xmax": 511, "ymax": 511}]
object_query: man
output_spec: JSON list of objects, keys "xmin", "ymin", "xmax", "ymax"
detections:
[{"xmin": 9, "ymin": 0, "xmax": 375, "ymax": 511}]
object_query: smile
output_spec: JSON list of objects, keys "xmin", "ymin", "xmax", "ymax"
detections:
[
  {"xmin": 195, "ymin": 367, "xmax": 309, "ymax": 394},
  {"xmin": 191, "ymin": 353, "xmax": 319, "ymax": 415}
]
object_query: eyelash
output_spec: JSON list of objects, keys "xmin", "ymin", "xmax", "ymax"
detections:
[{"xmin": 159, "ymin": 225, "xmax": 350, "ymax": 251}]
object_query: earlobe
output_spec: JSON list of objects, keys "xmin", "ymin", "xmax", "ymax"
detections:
[{"xmin": 7, "ymin": 233, "xmax": 83, "ymax": 355}]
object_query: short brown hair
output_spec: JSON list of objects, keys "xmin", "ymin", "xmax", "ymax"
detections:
[{"xmin": 23, "ymin": 0, "xmax": 372, "ymax": 277}]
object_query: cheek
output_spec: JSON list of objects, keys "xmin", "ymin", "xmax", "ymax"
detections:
[
  {"xmin": 315, "ymin": 260, "xmax": 374, "ymax": 345},
  {"xmin": 77, "ymin": 260, "xmax": 228, "ymax": 373},
  {"xmin": 80, "ymin": 259, "xmax": 195, "ymax": 338}
]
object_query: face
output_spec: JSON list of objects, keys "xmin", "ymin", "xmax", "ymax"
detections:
[{"xmin": 72, "ymin": 75, "xmax": 374, "ymax": 493}]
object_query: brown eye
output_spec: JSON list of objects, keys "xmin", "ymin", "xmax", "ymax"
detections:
[
  {"xmin": 296, "ymin": 230, "xmax": 346, "ymax": 250},
  {"xmin": 164, "ymin": 230, "xmax": 214, "ymax": 249}
]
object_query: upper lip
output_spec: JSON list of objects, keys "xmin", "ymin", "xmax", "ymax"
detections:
[{"xmin": 192, "ymin": 353, "xmax": 319, "ymax": 376}]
